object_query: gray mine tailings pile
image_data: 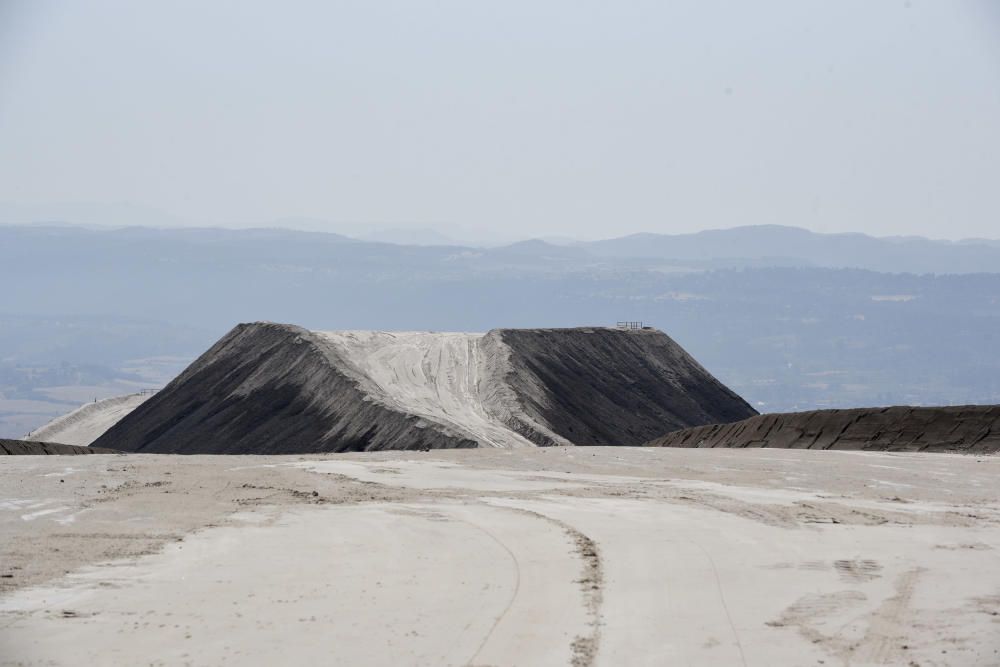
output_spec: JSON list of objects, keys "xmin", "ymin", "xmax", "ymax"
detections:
[
  {"xmin": 93, "ymin": 322, "xmax": 756, "ymax": 454},
  {"xmin": 646, "ymin": 405, "xmax": 1000, "ymax": 453}
]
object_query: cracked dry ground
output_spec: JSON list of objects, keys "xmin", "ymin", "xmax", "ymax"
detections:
[{"xmin": 2, "ymin": 447, "xmax": 999, "ymax": 666}]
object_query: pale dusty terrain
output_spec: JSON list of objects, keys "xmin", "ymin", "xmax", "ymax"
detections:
[
  {"xmin": 28, "ymin": 393, "xmax": 150, "ymax": 446},
  {"xmin": 318, "ymin": 330, "xmax": 540, "ymax": 448},
  {"xmin": 1, "ymin": 448, "xmax": 999, "ymax": 666}
]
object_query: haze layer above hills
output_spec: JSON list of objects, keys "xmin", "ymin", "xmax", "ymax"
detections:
[{"xmin": 2, "ymin": 223, "xmax": 1000, "ymax": 437}]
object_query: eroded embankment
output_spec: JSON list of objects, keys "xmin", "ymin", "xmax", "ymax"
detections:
[
  {"xmin": 0, "ymin": 438, "xmax": 118, "ymax": 455},
  {"xmin": 646, "ymin": 405, "xmax": 1000, "ymax": 453}
]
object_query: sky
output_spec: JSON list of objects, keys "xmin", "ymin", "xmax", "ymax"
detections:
[{"xmin": 0, "ymin": 0, "xmax": 998, "ymax": 242}]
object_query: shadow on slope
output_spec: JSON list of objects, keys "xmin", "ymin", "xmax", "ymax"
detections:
[{"xmin": 497, "ymin": 328, "xmax": 756, "ymax": 445}]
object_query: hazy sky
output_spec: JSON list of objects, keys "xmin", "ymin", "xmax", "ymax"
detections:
[{"xmin": 1, "ymin": 1, "xmax": 998, "ymax": 241}]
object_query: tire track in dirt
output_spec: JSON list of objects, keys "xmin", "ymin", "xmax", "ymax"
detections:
[
  {"xmin": 853, "ymin": 567, "xmax": 923, "ymax": 664},
  {"xmin": 451, "ymin": 514, "xmax": 522, "ymax": 667},
  {"xmin": 498, "ymin": 506, "xmax": 604, "ymax": 667},
  {"xmin": 767, "ymin": 565, "xmax": 923, "ymax": 665},
  {"xmin": 686, "ymin": 537, "xmax": 748, "ymax": 667}
]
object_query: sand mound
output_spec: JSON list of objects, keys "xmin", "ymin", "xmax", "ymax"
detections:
[
  {"xmin": 0, "ymin": 438, "xmax": 118, "ymax": 455},
  {"xmin": 645, "ymin": 405, "xmax": 1000, "ymax": 453},
  {"xmin": 93, "ymin": 322, "xmax": 755, "ymax": 454},
  {"xmin": 316, "ymin": 331, "xmax": 540, "ymax": 448},
  {"xmin": 29, "ymin": 393, "xmax": 151, "ymax": 446}
]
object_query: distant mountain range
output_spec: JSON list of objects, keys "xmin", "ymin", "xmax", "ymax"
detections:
[
  {"xmin": 4, "ymin": 212, "xmax": 1000, "ymax": 274},
  {"xmin": 574, "ymin": 225, "xmax": 1000, "ymax": 274}
]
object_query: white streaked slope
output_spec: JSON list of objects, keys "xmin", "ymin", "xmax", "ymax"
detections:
[
  {"xmin": 29, "ymin": 393, "xmax": 151, "ymax": 446},
  {"xmin": 317, "ymin": 331, "xmax": 535, "ymax": 448}
]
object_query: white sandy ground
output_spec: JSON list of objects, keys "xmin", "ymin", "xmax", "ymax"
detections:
[
  {"xmin": 318, "ymin": 331, "xmax": 537, "ymax": 448},
  {"xmin": 1, "ymin": 448, "xmax": 999, "ymax": 666},
  {"xmin": 27, "ymin": 393, "xmax": 150, "ymax": 446}
]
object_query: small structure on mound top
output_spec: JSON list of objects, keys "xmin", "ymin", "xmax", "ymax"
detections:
[{"xmin": 616, "ymin": 321, "xmax": 643, "ymax": 331}]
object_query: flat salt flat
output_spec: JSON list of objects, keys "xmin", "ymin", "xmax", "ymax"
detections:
[
  {"xmin": 1, "ymin": 448, "xmax": 999, "ymax": 666},
  {"xmin": 317, "ymin": 331, "xmax": 535, "ymax": 448},
  {"xmin": 292, "ymin": 459, "xmax": 650, "ymax": 491}
]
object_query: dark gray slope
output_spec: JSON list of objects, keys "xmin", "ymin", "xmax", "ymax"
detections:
[
  {"xmin": 0, "ymin": 439, "xmax": 118, "ymax": 455},
  {"xmin": 497, "ymin": 327, "xmax": 758, "ymax": 446},
  {"xmin": 94, "ymin": 323, "xmax": 478, "ymax": 454},
  {"xmin": 645, "ymin": 406, "xmax": 1000, "ymax": 453}
]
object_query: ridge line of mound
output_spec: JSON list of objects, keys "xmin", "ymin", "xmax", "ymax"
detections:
[
  {"xmin": 477, "ymin": 330, "xmax": 575, "ymax": 447},
  {"xmin": 645, "ymin": 405, "xmax": 1000, "ymax": 453}
]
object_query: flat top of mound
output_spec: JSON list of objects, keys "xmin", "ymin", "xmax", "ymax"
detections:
[{"xmin": 30, "ymin": 393, "xmax": 151, "ymax": 447}]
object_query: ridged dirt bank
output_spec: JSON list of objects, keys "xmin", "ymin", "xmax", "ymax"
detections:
[
  {"xmin": 645, "ymin": 405, "xmax": 1000, "ymax": 453},
  {"xmin": 93, "ymin": 322, "xmax": 756, "ymax": 454},
  {"xmin": 0, "ymin": 439, "xmax": 118, "ymax": 455}
]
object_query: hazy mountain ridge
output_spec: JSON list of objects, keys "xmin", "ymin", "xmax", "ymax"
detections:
[
  {"xmin": 577, "ymin": 224, "xmax": 1000, "ymax": 274},
  {"xmin": 6, "ymin": 222, "xmax": 1000, "ymax": 274}
]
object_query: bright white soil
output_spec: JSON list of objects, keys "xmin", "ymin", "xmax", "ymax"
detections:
[
  {"xmin": 27, "ymin": 393, "xmax": 150, "ymax": 446},
  {"xmin": 2, "ymin": 449, "xmax": 999, "ymax": 666},
  {"xmin": 317, "ymin": 331, "xmax": 535, "ymax": 448},
  {"xmin": 0, "ymin": 502, "xmax": 586, "ymax": 666}
]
